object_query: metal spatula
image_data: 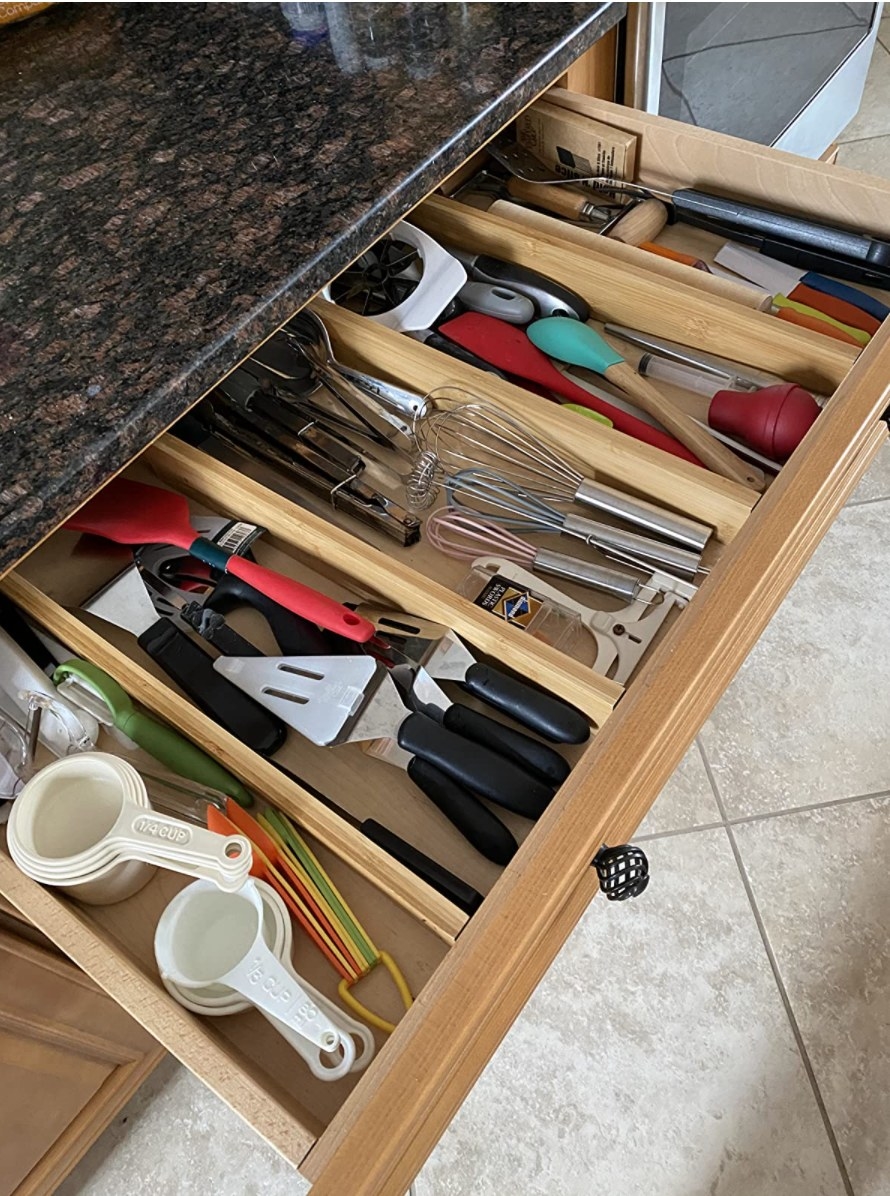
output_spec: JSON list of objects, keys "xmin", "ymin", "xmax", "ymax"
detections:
[{"xmin": 356, "ymin": 605, "xmax": 590, "ymax": 745}]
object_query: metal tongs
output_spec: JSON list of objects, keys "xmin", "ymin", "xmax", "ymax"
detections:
[
  {"xmin": 282, "ymin": 311, "xmax": 417, "ymax": 450},
  {"xmin": 202, "ymin": 367, "xmax": 421, "ymax": 545}
]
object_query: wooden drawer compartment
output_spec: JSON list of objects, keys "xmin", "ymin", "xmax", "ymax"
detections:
[{"xmin": 2, "ymin": 90, "xmax": 890, "ymax": 1196}]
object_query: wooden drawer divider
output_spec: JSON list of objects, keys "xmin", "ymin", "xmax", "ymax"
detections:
[{"xmin": 146, "ymin": 437, "xmax": 623, "ymax": 725}]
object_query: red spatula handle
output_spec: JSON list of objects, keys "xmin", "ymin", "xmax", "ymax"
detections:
[
  {"xmin": 224, "ymin": 555, "xmax": 374, "ymax": 643},
  {"xmin": 186, "ymin": 538, "xmax": 373, "ymax": 642}
]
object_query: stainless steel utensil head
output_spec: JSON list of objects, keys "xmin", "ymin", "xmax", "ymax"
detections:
[
  {"xmin": 212, "ymin": 654, "xmax": 382, "ymax": 746},
  {"xmin": 353, "ymin": 605, "xmax": 475, "ymax": 682},
  {"xmin": 81, "ymin": 564, "xmax": 160, "ymax": 638}
]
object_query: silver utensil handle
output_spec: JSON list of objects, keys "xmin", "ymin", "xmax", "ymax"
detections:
[
  {"xmin": 562, "ymin": 513, "xmax": 701, "ymax": 580},
  {"xmin": 335, "ymin": 364, "xmax": 429, "ymax": 420},
  {"xmin": 533, "ymin": 549, "xmax": 640, "ymax": 603},
  {"xmin": 574, "ymin": 479, "xmax": 712, "ymax": 553}
]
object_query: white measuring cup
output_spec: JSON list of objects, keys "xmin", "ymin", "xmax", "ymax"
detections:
[
  {"xmin": 159, "ymin": 880, "xmax": 371, "ymax": 1079},
  {"xmin": 7, "ymin": 753, "xmax": 156, "ymax": 902},
  {"xmin": 154, "ymin": 879, "xmax": 345, "ymax": 1055},
  {"xmin": 8, "ymin": 754, "xmax": 250, "ymax": 894},
  {"xmin": 160, "ymin": 878, "xmax": 291, "ymax": 1014}
]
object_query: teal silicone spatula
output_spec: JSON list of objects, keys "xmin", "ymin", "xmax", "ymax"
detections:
[
  {"xmin": 527, "ymin": 319, "xmax": 763, "ymax": 491},
  {"xmin": 52, "ymin": 659, "xmax": 252, "ymax": 807}
]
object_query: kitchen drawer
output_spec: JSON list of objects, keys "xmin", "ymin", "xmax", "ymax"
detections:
[{"xmin": 2, "ymin": 92, "xmax": 890, "ymax": 1196}]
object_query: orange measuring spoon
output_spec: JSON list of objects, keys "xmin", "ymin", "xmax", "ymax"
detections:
[{"xmin": 207, "ymin": 805, "xmax": 356, "ymax": 978}]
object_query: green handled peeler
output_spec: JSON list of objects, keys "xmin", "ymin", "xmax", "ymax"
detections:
[{"xmin": 52, "ymin": 659, "xmax": 252, "ymax": 807}]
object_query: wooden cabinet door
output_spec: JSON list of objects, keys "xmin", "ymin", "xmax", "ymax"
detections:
[{"xmin": 0, "ymin": 926, "xmax": 164, "ymax": 1196}]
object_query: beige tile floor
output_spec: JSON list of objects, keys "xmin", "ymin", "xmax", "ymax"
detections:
[{"xmin": 58, "ymin": 38, "xmax": 890, "ymax": 1196}]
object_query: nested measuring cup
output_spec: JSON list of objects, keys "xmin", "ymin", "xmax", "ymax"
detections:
[
  {"xmin": 154, "ymin": 879, "xmax": 347, "ymax": 1059},
  {"xmin": 160, "ymin": 878, "xmax": 291, "ymax": 1014},
  {"xmin": 159, "ymin": 879, "xmax": 372, "ymax": 1080},
  {"xmin": 7, "ymin": 753, "xmax": 250, "ymax": 900}
]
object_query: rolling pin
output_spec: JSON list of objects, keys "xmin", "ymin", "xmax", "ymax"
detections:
[
  {"xmin": 505, "ymin": 175, "xmax": 669, "ymax": 245},
  {"xmin": 488, "ymin": 199, "xmax": 774, "ymax": 312}
]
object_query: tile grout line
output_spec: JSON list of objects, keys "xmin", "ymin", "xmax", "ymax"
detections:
[
  {"xmin": 698, "ymin": 747, "xmax": 856, "ymax": 1196},
  {"xmin": 633, "ymin": 820, "xmax": 725, "ymax": 844},
  {"xmin": 634, "ymin": 769, "xmax": 890, "ymax": 845},
  {"xmin": 836, "ymin": 131, "xmax": 890, "ymax": 146},
  {"xmin": 845, "ymin": 494, "xmax": 890, "ymax": 508},
  {"xmin": 728, "ymin": 786, "xmax": 890, "ymax": 827}
]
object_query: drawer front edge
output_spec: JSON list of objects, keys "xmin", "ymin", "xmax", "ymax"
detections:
[{"xmin": 0, "ymin": 858, "xmax": 323, "ymax": 1166}]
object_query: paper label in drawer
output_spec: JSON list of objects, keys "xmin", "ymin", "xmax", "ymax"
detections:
[
  {"xmin": 472, "ymin": 574, "xmax": 544, "ymax": 630},
  {"xmin": 193, "ymin": 517, "xmax": 266, "ymax": 556}
]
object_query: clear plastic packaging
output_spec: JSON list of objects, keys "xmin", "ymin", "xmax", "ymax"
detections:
[{"xmin": 457, "ymin": 566, "xmax": 588, "ymax": 657}]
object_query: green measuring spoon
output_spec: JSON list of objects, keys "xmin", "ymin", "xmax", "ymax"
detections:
[{"xmin": 52, "ymin": 659, "xmax": 252, "ymax": 807}]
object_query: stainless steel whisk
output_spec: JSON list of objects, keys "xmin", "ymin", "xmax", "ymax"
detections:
[
  {"xmin": 426, "ymin": 509, "xmax": 646, "ymax": 603},
  {"xmin": 443, "ymin": 469, "xmax": 703, "ymax": 579},
  {"xmin": 409, "ymin": 387, "xmax": 711, "ymax": 552}
]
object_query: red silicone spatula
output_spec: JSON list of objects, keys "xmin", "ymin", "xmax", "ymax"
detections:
[
  {"xmin": 438, "ymin": 312, "xmax": 698, "ymax": 465},
  {"xmin": 65, "ymin": 479, "xmax": 374, "ymax": 643}
]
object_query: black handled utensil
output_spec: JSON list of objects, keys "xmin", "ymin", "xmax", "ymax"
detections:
[
  {"xmin": 356, "ymin": 605, "xmax": 590, "ymax": 745},
  {"xmin": 274, "ymin": 758, "xmax": 487, "ymax": 911},
  {"xmin": 390, "ymin": 662, "xmax": 570, "ymax": 788},
  {"xmin": 81, "ymin": 564, "xmax": 286, "ymax": 756},
  {"xmin": 405, "ymin": 757, "xmax": 517, "ymax": 865}
]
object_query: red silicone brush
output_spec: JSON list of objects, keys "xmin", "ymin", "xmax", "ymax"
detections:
[{"xmin": 66, "ymin": 479, "xmax": 374, "ymax": 642}]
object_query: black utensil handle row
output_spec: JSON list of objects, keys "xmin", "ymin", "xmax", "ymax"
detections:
[
  {"xmin": 460, "ymin": 662, "xmax": 590, "ymax": 746},
  {"xmin": 398, "ymin": 711, "xmax": 554, "ymax": 819},
  {"xmin": 406, "ymin": 758, "xmax": 517, "ymax": 866},
  {"xmin": 672, "ymin": 188, "xmax": 890, "ymax": 263},
  {"xmin": 137, "ymin": 618, "xmax": 287, "ymax": 757},
  {"xmin": 441, "ymin": 704, "xmax": 570, "ymax": 787},
  {"xmin": 360, "ymin": 819, "xmax": 484, "ymax": 914}
]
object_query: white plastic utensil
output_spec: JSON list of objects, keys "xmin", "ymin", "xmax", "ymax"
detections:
[
  {"xmin": 159, "ymin": 880, "xmax": 373, "ymax": 1080},
  {"xmin": 8, "ymin": 754, "xmax": 250, "ymax": 894},
  {"xmin": 0, "ymin": 628, "xmax": 98, "ymax": 757},
  {"xmin": 155, "ymin": 879, "xmax": 346, "ymax": 1056},
  {"xmin": 331, "ymin": 221, "xmax": 467, "ymax": 333}
]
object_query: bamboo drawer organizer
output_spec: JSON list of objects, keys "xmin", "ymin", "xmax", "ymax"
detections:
[{"xmin": 1, "ymin": 94, "xmax": 890, "ymax": 1196}]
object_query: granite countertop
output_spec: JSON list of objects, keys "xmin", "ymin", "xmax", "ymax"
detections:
[{"xmin": 0, "ymin": 0, "xmax": 621, "ymax": 574}]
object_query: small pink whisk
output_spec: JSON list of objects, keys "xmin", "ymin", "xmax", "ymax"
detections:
[{"xmin": 426, "ymin": 508, "xmax": 643, "ymax": 603}]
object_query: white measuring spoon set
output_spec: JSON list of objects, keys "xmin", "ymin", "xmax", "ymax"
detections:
[
  {"xmin": 155, "ymin": 878, "xmax": 368, "ymax": 1079},
  {"xmin": 7, "ymin": 753, "xmax": 251, "ymax": 903},
  {"xmin": 157, "ymin": 878, "xmax": 373, "ymax": 1081}
]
